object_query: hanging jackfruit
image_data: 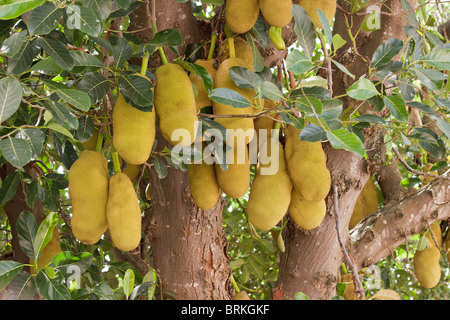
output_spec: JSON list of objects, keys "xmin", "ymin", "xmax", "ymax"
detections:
[
  {"xmin": 349, "ymin": 177, "xmax": 379, "ymax": 229},
  {"xmin": 284, "ymin": 125, "xmax": 331, "ymax": 202},
  {"xmin": 113, "ymin": 92, "xmax": 155, "ymax": 165},
  {"xmin": 219, "ymin": 37, "xmax": 254, "ymax": 71},
  {"xmin": 188, "ymin": 143, "xmax": 220, "ymax": 210},
  {"xmin": 30, "ymin": 227, "xmax": 62, "ymax": 275},
  {"xmin": 106, "ymin": 172, "xmax": 142, "ymax": 252},
  {"xmin": 413, "ymin": 221, "xmax": 442, "ymax": 288},
  {"xmin": 233, "ymin": 291, "xmax": 251, "ymax": 300},
  {"xmin": 69, "ymin": 150, "xmax": 109, "ymax": 245},
  {"xmin": 225, "ymin": 0, "xmax": 260, "ymax": 34},
  {"xmin": 288, "ymin": 187, "xmax": 326, "ymax": 230},
  {"xmin": 119, "ymin": 157, "xmax": 142, "ymax": 182},
  {"xmin": 190, "ymin": 59, "xmax": 217, "ymax": 112},
  {"xmin": 82, "ymin": 129, "xmax": 99, "ymax": 151},
  {"xmin": 260, "ymin": 0, "xmax": 293, "ymax": 28},
  {"xmin": 154, "ymin": 63, "xmax": 198, "ymax": 147},
  {"xmin": 297, "ymin": 0, "xmax": 337, "ymax": 29},
  {"xmin": 349, "ymin": 194, "xmax": 367, "ymax": 230},
  {"xmin": 246, "ymin": 141, "xmax": 292, "ymax": 231},
  {"xmin": 213, "ymin": 57, "xmax": 256, "ymax": 144}
]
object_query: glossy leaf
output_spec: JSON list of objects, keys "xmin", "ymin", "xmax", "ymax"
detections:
[
  {"xmin": 16, "ymin": 211, "xmax": 38, "ymax": 261},
  {"xmin": 0, "ymin": 77, "xmax": 22, "ymax": 123},
  {"xmin": 326, "ymin": 129, "xmax": 366, "ymax": 158},
  {"xmin": 27, "ymin": 3, "xmax": 62, "ymax": 35},
  {"xmin": 0, "ymin": 261, "xmax": 25, "ymax": 291},
  {"xmin": 346, "ymin": 78, "xmax": 379, "ymax": 100},
  {"xmin": 0, "ymin": 172, "xmax": 21, "ymax": 206},
  {"xmin": 209, "ymin": 88, "xmax": 252, "ymax": 109},
  {"xmin": 383, "ymin": 94, "xmax": 408, "ymax": 122},
  {"xmin": 371, "ymin": 38, "xmax": 403, "ymax": 69},
  {"xmin": 0, "ymin": 0, "xmax": 45, "ymax": 20},
  {"xmin": 56, "ymin": 89, "xmax": 91, "ymax": 112},
  {"xmin": 0, "ymin": 136, "xmax": 33, "ymax": 168},
  {"xmin": 37, "ymin": 37, "xmax": 74, "ymax": 71},
  {"xmin": 286, "ymin": 49, "xmax": 313, "ymax": 75},
  {"xmin": 291, "ymin": 4, "xmax": 316, "ymax": 59}
]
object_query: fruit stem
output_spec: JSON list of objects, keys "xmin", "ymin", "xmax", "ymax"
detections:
[
  {"xmin": 340, "ymin": 262, "xmax": 349, "ymax": 275},
  {"xmin": 95, "ymin": 130, "xmax": 103, "ymax": 153},
  {"xmin": 158, "ymin": 47, "xmax": 168, "ymax": 65},
  {"xmin": 208, "ymin": 32, "xmax": 217, "ymax": 60},
  {"xmin": 140, "ymin": 54, "xmax": 150, "ymax": 75},
  {"xmin": 111, "ymin": 150, "xmax": 122, "ymax": 174},
  {"xmin": 230, "ymin": 274, "xmax": 240, "ymax": 293},
  {"xmin": 224, "ymin": 24, "xmax": 236, "ymax": 59}
]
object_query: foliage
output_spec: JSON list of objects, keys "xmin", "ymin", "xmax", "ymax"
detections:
[{"xmin": 0, "ymin": 0, "xmax": 449, "ymax": 300}]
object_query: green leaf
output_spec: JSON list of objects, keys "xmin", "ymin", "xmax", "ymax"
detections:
[
  {"xmin": 331, "ymin": 59, "xmax": 355, "ymax": 80},
  {"xmin": 419, "ymin": 48, "xmax": 450, "ymax": 70},
  {"xmin": 353, "ymin": 114, "xmax": 386, "ymax": 124},
  {"xmin": 42, "ymin": 100, "xmax": 79, "ymax": 129},
  {"xmin": 188, "ymin": 61, "xmax": 214, "ymax": 95},
  {"xmin": 295, "ymin": 96, "xmax": 323, "ymax": 115},
  {"xmin": 299, "ymin": 123, "xmax": 326, "ymax": 142},
  {"xmin": 245, "ymin": 32, "xmax": 264, "ymax": 73},
  {"xmin": 36, "ymin": 271, "xmax": 71, "ymax": 300},
  {"xmin": 229, "ymin": 66, "xmax": 261, "ymax": 90},
  {"xmin": 26, "ymin": 179, "xmax": 39, "ymax": 208},
  {"xmin": 75, "ymin": 116, "xmax": 95, "ymax": 142},
  {"xmin": 295, "ymin": 292, "xmax": 310, "ymax": 300},
  {"xmin": 406, "ymin": 101, "xmax": 435, "ymax": 115},
  {"xmin": 346, "ymin": 77, "xmax": 379, "ymax": 100},
  {"xmin": 317, "ymin": 9, "xmax": 332, "ymax": 46},
  {"xmin": 29, "ymin": 57, "xmax": 63, "ymax": 75},
  {"xmin": 320, "ymin": 99, "xmax": 343, "ymax": 120},
  {"xmin": 433, "ymin": 117, "xmax": 450, "ymax": 140},
  {"xmin": 83, "ymin": 0, "xmax": 113, "ymax": 20},
  {"xmin": 260, "ymin": 81, "xmax": 283, "ymax": 101},
  {"xmin": 1, "ymin": 272, "xmax": 36, "ymax": 300},
  {"xmin": 0, "ymin": 77, "xmax": 22, "ymax": 123},
  {"xmin": 251, "ymin": 16, "xmax": 271, "ymax": 49},
  {"xmin": 69, "ymin": 51, "xmax": 105, "ymax": 69},
  {"xmin": 27, "ymin": 3, "xmax": 62, "ymax": 35},
  {"xmin": 15, "ymin": 128, "xmax": 45, "ymax": 157},
  {"xmin": 0, "ymin": 0, "xmax": 45, "ymax": 20},
  {"xmin": 0, "ymin": 30, "xmax": 28, "ymax": 57},
  {"xmin": 326, "ymin": 129, "xmax": 366, "ymax": 158},
  {"xmin": 383, "ymin": 94, "xmax": 408, "ymax": 122},
  {"xmin": 77, "ymin": 73, "xmax": 111, "ymax": 105},
  {"xmin": 56, "ymin": 89, "xmax": 91, "ymax": 112},
  {"xmin": 6, "ymin": 38, "xmax": 39, "ymax": 75},
  {"xmin": 401, "ymin": 0, "xmax": 419, "ymax": 29},
  {"xmin": 118, "ymin": 73, "xmax": 154, "ymax": 111},
  {"xmin": 93, "ymin": 282, "xmax": 117, "ymax": 300},
  {"xmin": 411, "ymin": 67, "xmax": 446, "ymax": 91},
  {"xmin": 37, "ymin": 37, "xmax": 74, "ymax": 71},
  {"xmin": 332, "ymin": 34, "xmax": 346, "ymax": 52},
  {"xmin": 286, "ymin": 49, "xmax": 314, "ymax": 75},
  {"xmin": 149, "ymin": 29, "xmax": 182, "ymax": 48},
  {"xmin": 43, "ymin": 178, "xmax": 60, "ymax": 212},
  {"xmin": 65, "ymin": 5, "xmax": 102, "ymax": 36},
  {"xmin": 153, "ymin": 157, "xmax": 167, "ymax": 179},
  {"xmin": 113, "ymin": 37, "xmax": 133, "ymax": 69},
  {"xmin": 209, "ymin": 88, "xmax": 252, "ymax": 109},
  {"xmin": 371, "ymin": 38, "xmax": 403, "ymax": 69},
  {"xmin": 16, "ymin": 211, "xmax": 38, "ymax": 261},
  {"xmin": 0, "ymin": 172, "xmax": 21, "ymax": 206},
  {"xmin": 0, "ymin": 136, "xmax": 33, "ymax": 168},
  {"xmin": 123, "ymin": 269, "xmax": 135, "ymax": 300},
  {"xmin": 291, "ymin": 4, "xmax": 316, "ymax": 59},
  {"xmin": 34, "ymin": 212, "xmax": 58, "ymax": 261},
  {"xmin": 0, "ymin": 261, "xmax": 24, "ymax": 291}
]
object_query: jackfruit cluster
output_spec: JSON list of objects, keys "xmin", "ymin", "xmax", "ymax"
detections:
[
  {"xmin": 297, "ymin": 0, "xmax": 337, "ymax": 29},
  {"xmin": 413, "ymin": 221, "xmax": 442, "ymax": 289},
  {"xmin": 349, "ymin": 177, "xmax": 379, "ymax": 229}
]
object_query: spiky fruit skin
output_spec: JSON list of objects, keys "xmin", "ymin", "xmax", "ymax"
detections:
[
  {"xmin": 260, "ymin": 0, "xmax": 293, "ymax": 28},
  {"xmin": 190, "ymin": 59, "xmax": 216, "ymax": 112},
  {"xmin": 215, "ymin": 144, "xmax": 250, "ymax": 199},
  {"xmin": 288, "ymin": 187, "xmax": 326, "ymax": 230},
  {"xmin": 233, "ymin": 291, "xmax": 251, "ymax": 300},
  {"xmin": 113, "ymin": 93, "xmax": 155, "ymax": 165},
  {"xmin": 297, "ymin": 0, "xmax": 336, "ymax": 29},
  {"xmin": 225, "ymin": 0, "xmax": 260, "ymax": 34},
  {"xmin": 247, "ymin": 142, "xmax": 292, "ymax": 231},
  {"xmin": 154, "ymin": 63, "xmax": 198, "ymax": 147},
  {"xmin": 30, "ymin": 227, "xmax": 62, "ymax": 274},
  {"xmin": 188, "ymin": 145, "xmax": 220, "ymax": 210},
  {"xmin": 213, "ymin": 58, "xmax": 255, "ymax": 144},
  {"xmin": 69, "ymin": 151, "xmax": 109, "ymax": 245},
  {"xmin": 106, "ymin": 172, "xmax": 141, "ymax": 252},
  {"xmin": 284, "ymin": 125, "xmax": 331, "ymax": 202}
]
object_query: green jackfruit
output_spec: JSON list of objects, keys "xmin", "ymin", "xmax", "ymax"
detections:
[
  {"xmin": 113, "ymin": 92, "xmax": 155, "ymax": 165},
  {"xmin": 190, "ymin": 59, "xmax": 216, "ymax": 112},
  {"xmin": 30, "ymin": 227, "xmax": 62, "ymax": 275},
  {"xmin": 69, "ymin": 150, "xmax": 109, "ymax": 245},
  {"xmin": 297, "ymin": 0, "xmax": 336, "ymax": 29},
  {"xmin": 213, "ymin": 58, "xmax": 256, "ymax": 144},
  {"xmin": 154, "ymin": 63, "xmax": 198, "ymax": 147},
  {"xmin": 260, "ymin": 0, "xmax": 293, "ymax": 28},
  {"xmin": 233, "ymin": 291, "xmax": 251, "ymax": 300},
  {"xmin": 106, "ymin": 172, "xmax": 142, "ymax": 252},
  {"xmin": 225, "ymin": 0, "xmax": 260, "ymax": 34},
  {"xmin": 288, "ymin": 187, "xmax": 326, "ymax": 230},
  {"xmin": 284, "ymin": 125, "xmax": 331, "ymax": 202},
  {"xmin": 215, "ymin": 143, "xmax": 250, "ymax": 199},
  {"xmin": 246, "ymin": 141, "xmax": 292, "ymax": 231},
  {"xmin": 188, "ymin": 144, "xmax": 220, "ymax": 210}
]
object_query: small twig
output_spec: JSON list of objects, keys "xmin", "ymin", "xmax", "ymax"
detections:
[{"xmin": 333, "ymin": 184, "xmax": 365, "ymax": 300}]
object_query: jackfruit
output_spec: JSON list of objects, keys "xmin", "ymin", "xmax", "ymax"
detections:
[
  {"xmin": 413, "ymin": 222, "xmax": 442, "ymax": 288},
  {"xmin": 233, "ymin": 291, "xmax": 251, "ymax": 300},
  {"xmin": 254, "ymin": 99, "xmax": 277, "ymax": 151},
  {"xmin": 288, "ymin": 187, "xmax": 326, "ymax": 230},
  {"xmin": 341, "ymin": 273, "xmax": 357, "ymax": 300},
  {"xmin": 113, "ymin": 92, "xmax": 155, "ymax": 165},
  {"xmin": 119, "ymin": 157, "xmax": 142, "ymax": 182},
  {"xmin": 30, "ymin": 227, "xmax": 62, "ymax": 275},
  {"xmin": 445, "ymin": 230, "xmax": 450, "ymax": 264},
  {"xmin": 154, "ymin": 63, "xmax": 199, "ymax": 147},
  {"xmin": 213, "ymin": 58, "xmax": 256, "ymax": 144},
  {"xmin": 219, "ymin": 37, "xmax": 254, "ymax": 71},
  {"xmin": 82, "ymin": 129, "xmax": 99, "ymax": 151},
  {"xmin": 106, "ymin": 172, "xmax": 142, "ymax": 252},
  {"xmin": 215, "ymin": 143, "xmax": 250, "ymax": 199},
  {"xmin": 69, "ymin": 150, "xmax": 109, "ymax": 245},
  {"xmin": 284, "ymin": 125, "xmax": 331, "ymax": 202},
  {"xmin": 225, "ymin": 0, "xmax": 260, "ymax": 34},
  {"xmin": 188, "ymin": 143, "xmax": 220, "ymax": 210},
  {"xmin": 349, "ymin": 177, "xmax": 379, "ymax": 229},
  {"xmin": 297, "ymin": 0, "xmax": 337, "ymax": 29},
  {"xmin": 246, "ymin": 141, "xmax": 292, "ymax": 231},
  {"xmin": 189, "ymin": 58, "xmax": 216, "ymax": 112},
  {"xmin": 260, "ymin": 0, "xmax": 293, "ymax": 28},
  {"xmin": 349, "ymin": 194, "xmax": 367, "ymax": 230}
]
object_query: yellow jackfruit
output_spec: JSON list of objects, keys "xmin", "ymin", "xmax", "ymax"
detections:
[
  {"xmin": 260, "ymin": 0, "xmax": 293, "ymax": 28},
  {"xmin": 297, "ymin": 0, "xmax": 337, "ymax": 29},
  {"xmin": 341, "ymin": 274, "xmax": 357, "ymax": 300},
  {"xmin": 288, "ymin": 187, "xmax": 326, "ymax": 230},
  {"xmin": 284, "ymin": 125, "xmax": 331, "ymax": 202},
  {"xmin": 233, "ymin": 291, "xmax": 251, "ymax": 300},
  {"xmin": 349, "ymin": 194, "xmax": 367, "ymax": 230},
  {"xmin": 154, "ymin": 63, "xmax": 198, "ymax": 147},
  {"xmin": 349, "ymin": 177, "xmax": 379, "ymax": 229},
  {"xmin": 190, "ymin": 59, "xmax": 216, "ymax": 112},
  {"xmin": 82, "ymin": 129, "xmax": 99, "ymax": 151},
  {"xmin": 106, "ymin": 172, "xmax": 142, "ymax": 252},
  {"xmin": 445, "ymin": 230, "xmax": 450, "ymax": 264},
  {"xmin": 246, "ymin": 141, "xmax": 292, "ymax": 231},
  {"xmin": 215, "ymin": 143, "xmax": 250, "ymax": 199},
  {"xmin": 69, "ymin": 150, "xmax": 109, "ymax": 245},
  {"xmin": 30, "ymin": 227, "xmax": 62, "ymax": 275},
  {"xmin": 413, "ymin": 222, "xmax": 442, "ymax": 288},
  {"xmin": 225, "ymin": 0, "xmax": 260, "ymax": 34},
  {"xmin": 213, "ymin": 58, "xmax": 256, "ymax": 144},
  {"xmin": 188, "ymin": 144, "xmax": 220, "ymax": 210},
  {"xmin": 119, "ymin": 157, "xmax": 142, "ymax": 182},
  {"xmin": 219, "ymin": 37, "xmax": 254, "ymax": 71},
  {"xmin": 113, "ymin": 92, "xmax": 155, "ymax": 165}
]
